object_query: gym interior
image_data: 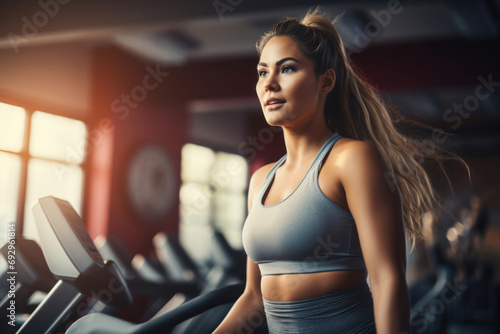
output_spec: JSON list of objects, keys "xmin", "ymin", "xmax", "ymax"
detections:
[{"xmin": 1, "ymin": 0, "xmax": 500, "ymax": 333}]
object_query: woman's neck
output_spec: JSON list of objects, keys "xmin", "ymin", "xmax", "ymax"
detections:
[{"xmin": 281, "ymin": 126, "xmax": 335, "ymax": 168}]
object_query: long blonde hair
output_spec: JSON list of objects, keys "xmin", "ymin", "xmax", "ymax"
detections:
[{"xmin": 256, "ymin": 6, "xmax": 471, "ymax": 247}]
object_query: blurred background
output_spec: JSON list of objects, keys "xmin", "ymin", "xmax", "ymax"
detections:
[{"xmin": 0, "ymin": 0, "xmax": 499, "ymax": 333}]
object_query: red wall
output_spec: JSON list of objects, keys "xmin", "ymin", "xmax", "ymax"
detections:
[{"xmin": 85, "ymin": 46, "xmax": 188, "ymax": 255}]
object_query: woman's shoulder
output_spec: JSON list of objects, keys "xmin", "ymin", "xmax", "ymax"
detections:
[
  {"xmin": 246, "ymin": 161, "xmax": 278, "ymax": 210},
  {"xmin": 336, "ymin": 137, "xmax": 381, "ymax": 154},
  {"xmin": 248, "ymin": 161, "xmax": 277, "ymax": 191},
  {"xmin": 325, "ymin": 137, "xmax": 388, "ymax": 176}
]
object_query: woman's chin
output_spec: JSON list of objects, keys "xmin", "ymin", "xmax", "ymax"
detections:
[
  {"xmin": 264, "ymin": 114, "xmax": 296, "ymax": 127},
  {"xmin": 265, "ymin": 119, "xmax": 287, "ymax": 128}
]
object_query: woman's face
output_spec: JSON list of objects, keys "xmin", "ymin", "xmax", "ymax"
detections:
[{"xmin": 256, "ymin": 35, "xmax": 323, "ymax": 128}]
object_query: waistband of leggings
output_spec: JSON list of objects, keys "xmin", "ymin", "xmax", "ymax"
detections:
[{"xmin": 262, "ymin": 280, "xmax": 370, "ymax": 306}]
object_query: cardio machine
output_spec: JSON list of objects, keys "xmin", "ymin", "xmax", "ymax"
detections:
[
  {"xmin": 13, "ymin": 196, "xmax": 132, "ymax": 334},
  {"xmin": 21, "ymin": 196, "xmax": 247, "ymax": 334},
  {"xmin": 0, "ymin": 237, "xmax": 57, "ymax": 330},
  {"xmin": 92, "ymin": 234, "xmax": 202, "ymax": 323}
]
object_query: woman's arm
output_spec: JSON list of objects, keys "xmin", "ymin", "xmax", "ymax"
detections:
[
  {"xmin": 341, "ymin": 141, "xmax": 410, "ymax": 333},
  {"xmin": 212, "ymin": 258, "xmax": 265, "ymax": 333},
  {"xmin": 212, "ymin": 164, "xmax": 273, "ymax": 333}
]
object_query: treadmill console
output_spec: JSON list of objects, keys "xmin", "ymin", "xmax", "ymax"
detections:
[
  {"xmin": 32, "ymin": 196, "xmax": 104, "ymax": 280},
  {"xmin": 32, "ymin": 196, "xmax": 132, "ymax": 306}
]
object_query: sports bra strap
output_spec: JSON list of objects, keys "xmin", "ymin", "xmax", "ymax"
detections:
[
  {"xmin": 262, "ymin": 154, "xmax": 286, "ymax": 182},
  {"xmin": 313, "ymin": 133, "xmax": 342, "ymax": 169},
  {"xmin": 262, "ymin": 133, "xmax": 341, "ymax": 181}
]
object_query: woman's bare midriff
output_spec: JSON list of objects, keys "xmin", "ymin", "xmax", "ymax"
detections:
[{"xmin": 261, "ymin": 269, "xmax": 368, "ymax": 302}]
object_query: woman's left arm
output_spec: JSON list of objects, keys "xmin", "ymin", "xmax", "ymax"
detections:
[{"xmin": 341, "ymin": 140, "xmax": 410, "ymax": 333}]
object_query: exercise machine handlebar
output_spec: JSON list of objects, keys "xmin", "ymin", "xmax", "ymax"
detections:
[{"xmin": 66, "ymin": 282, "xmax": 244, "ymax": 333}]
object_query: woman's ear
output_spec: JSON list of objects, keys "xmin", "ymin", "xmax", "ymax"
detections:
[{"xmin": 321, "ymin": 68, "xmax": 336, "ymax": 94}]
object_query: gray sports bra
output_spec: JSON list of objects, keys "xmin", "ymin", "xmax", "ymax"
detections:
[{"xmin": 242, "ymin": 133, "xmax": 366, "ymax": 276}]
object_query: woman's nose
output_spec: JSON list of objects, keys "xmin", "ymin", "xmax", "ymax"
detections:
[{"xmin": 264, "ymin": 73, "xmax": 279, "ymax": 92}]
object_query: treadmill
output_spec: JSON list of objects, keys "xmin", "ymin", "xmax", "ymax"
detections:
[{"xmin": 23, "ymin": 196, "xmax": 247, "ymax": 334}]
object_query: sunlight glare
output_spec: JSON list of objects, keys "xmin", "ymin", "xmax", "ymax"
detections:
[
  {"xmin": 30, "ymin": 111, "xmax": 87, "ymax": 164},
  {"xmin": 0, "ymin": 102, "xmax": 25, "ymax": 152}
]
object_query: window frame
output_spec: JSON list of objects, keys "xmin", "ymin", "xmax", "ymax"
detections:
[{"xmin": 0, "ymin": 96, "xmax": 89, "ymax": 237}]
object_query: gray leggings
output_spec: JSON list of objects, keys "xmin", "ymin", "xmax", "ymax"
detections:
[{"xmin": 262, "ymin": 281, "xmax": 376, "ymax": 333}]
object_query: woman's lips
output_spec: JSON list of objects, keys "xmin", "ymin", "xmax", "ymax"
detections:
[{"xmin": 266, "ymin": 102, "xmax": 286, "ymax": 110}]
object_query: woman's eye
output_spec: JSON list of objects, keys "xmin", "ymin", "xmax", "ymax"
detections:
[
  {"xmin": 282, "ymin": 66, "xmax": 295, "ymax": 74},
  {"xmin": 258, "ymin": 70, "xmax": 267, "ymax": 78}
]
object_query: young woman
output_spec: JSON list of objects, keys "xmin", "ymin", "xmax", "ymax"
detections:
[{"xmin": 213, "ymin": 6, "xmax": 469, "ymax": 334}]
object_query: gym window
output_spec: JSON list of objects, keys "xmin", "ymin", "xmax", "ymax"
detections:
[
  {"xmin": 179, "ymin": 143, "xmax": 248, "ymax": 263},
  {"xmin": 0, "ymin": 101, "xmax": 87, "ymax": 244}
]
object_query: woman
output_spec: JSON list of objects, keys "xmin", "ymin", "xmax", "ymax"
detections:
[{"xmin": 213, "ymin": 6, "xmax": 469, "ymax": 334}]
